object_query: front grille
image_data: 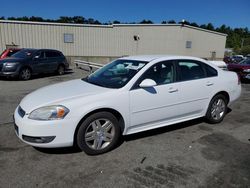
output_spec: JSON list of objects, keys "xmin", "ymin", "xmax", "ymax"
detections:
[
  {"xmin": 18, "ymin": 106, "xmax": 26, "ymax": 118},
  {"xmin": 0, "ymin": 64, "xmax": 3, "ymax": 71}
]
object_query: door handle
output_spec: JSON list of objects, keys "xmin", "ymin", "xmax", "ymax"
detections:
[
  {"xmin": 206, "ymin": 82, "xmax": 214, "ymax": 86},
  {"xmin": 168, "ymin": 87, "xmax": 178, "ymax": 93}
]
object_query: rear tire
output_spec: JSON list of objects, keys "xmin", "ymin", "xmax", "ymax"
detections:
[
  {"xmin": 19, "ymin": 68, "xmax": 31, "ymax": 80},
  {"xmin": 205, "ymin": 94, "xmax": 228, "ymax": 124},
  {"xmin": 76, "ymin": 112, "xmax": 121, "ymax": 155},
  {"xmin": 57, "ymin": 65, "xmax": 65, "ymax": 75}
]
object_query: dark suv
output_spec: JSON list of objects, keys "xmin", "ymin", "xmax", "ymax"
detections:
[{"xmin": 0, "ymin": 48, "xmax": 69, "ymax": 80}]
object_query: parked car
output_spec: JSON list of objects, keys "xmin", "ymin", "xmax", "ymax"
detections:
[
  {"xmin": 14, "ymin": 55, "xmax": 241, "ymax": 155},
  {"xmin": 0, "ymin": 48, "xmax": 21, "ymax": 59},
  {"xmin": 227, "ymin": 58, "xmax": 250, "ymax": 81},
  {"xmin": 231, "ymin": 55, "xmax": 245, "ymax": 63},
  {"xmin": 223, "ymin": 56, "xmax": 233, "ymax": 64},
  {"xmin": 0, "ymin": 48, "xmax": 69, "ymax": 80}
]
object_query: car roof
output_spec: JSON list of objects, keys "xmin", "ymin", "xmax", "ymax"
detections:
[
  {"xmin": 119, "ymin": 55, "xmax": 205, "ymax": 62},
  {"xmin": 20, "ymin": 48, "xmax": 61, "ymax": 52}
]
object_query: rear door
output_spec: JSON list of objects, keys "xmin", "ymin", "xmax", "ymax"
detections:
[
  {"xmin": 174, "ymin": 60, "xmax": 217, "ymax": 117},
  {"xmin": 45, "ymin": 51, "xmax": 61, "ymax": 72}
]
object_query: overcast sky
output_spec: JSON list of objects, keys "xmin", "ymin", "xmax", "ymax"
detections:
[{"xmin": 1, "ymin": 0, "xmax": 249, "ymax": 28}]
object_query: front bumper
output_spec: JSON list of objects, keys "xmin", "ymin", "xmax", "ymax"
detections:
[
  {"xmin": 14, "ymin": 106, "xmax": 78, "ymax": 148},
  {"xmin": 0, "ymin": 65, "xmax": 20, "ymax": 77},
  {"xmin": 0, "ymin": 71, "xmax": 19, "ymax": 77}
]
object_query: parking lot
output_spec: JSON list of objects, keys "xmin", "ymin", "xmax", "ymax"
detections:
[{"xmin": 0, "ymin": 68, "xmax": 250, "ymax": 188}]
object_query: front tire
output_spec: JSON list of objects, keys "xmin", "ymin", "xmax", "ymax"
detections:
[
  {"xmin": 76, "ymin": 112, "xmax": 121, "ymax": 155},
  {"xmin": 19, "ymin": 68, "xmax": 31, "ymax": 80},
  {"xmin": 205, "ymin": 94, "xmax": 228, "ymax": 124}
]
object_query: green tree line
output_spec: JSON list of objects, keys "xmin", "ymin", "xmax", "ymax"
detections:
[{"xmin": 1, "ymin": 16, "xmax": 249, "ymax": 55}]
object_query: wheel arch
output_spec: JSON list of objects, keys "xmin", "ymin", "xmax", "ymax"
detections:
[
  {"xmin": 205, "ymin": 90, "xmax": 230, "ymax": 116},
  {"xmin": 19, "ymin": 65, "xmax": 33, "ymax": 73},
  {"xmin": 212, "ymin": 91, "xmax": 230, "ymax": 104},
  {"xmin": 73, "ymin": 108, "xmax": 125, "ymax": 146}
]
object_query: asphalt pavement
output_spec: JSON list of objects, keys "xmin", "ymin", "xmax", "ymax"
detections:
[{"xmin": 0, "ymin": 68, "xmax": 250, "ymax": 188}]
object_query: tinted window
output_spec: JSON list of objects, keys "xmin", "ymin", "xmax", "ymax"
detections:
[
  {"xmin": 177, "ymin": 61, "xmax": 205, "ymax": 81},
  {"xmin": 204, "ymin": 64, "xmax": 218, "ymax": 77},
  {"xmin": 11, "ymin": 49, "xmax": 36, "ymax": 58},
  {"xmin": 34, "ymin": 51, "xmax": 45, "ymax": 59},
  {"xmin": 240, "ymin": 59, "xmax": 250, "ymax": 65},
  {"xmin": 133, "ymin": 61, "xmax": 175, "ymax": 89},
  {"xmin": 46, "ymin": 51, "xmax": 61, "ymax": 58}
]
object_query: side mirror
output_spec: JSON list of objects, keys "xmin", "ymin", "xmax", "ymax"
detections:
[{"xmin": 139, "ymin": 79, "xmax": 157, "ymax": 88}]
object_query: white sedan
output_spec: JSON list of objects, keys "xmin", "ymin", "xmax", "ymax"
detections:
[{"xmin": 14, "ymin": 55, "xmax": 241, "ymax": 155}]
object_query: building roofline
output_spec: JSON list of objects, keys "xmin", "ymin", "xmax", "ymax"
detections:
[
  {"xmin": 0, "ymin": 19, "xmax": 113, "ymax": 28},
  {"xmin": 0, "ymin": 20, "xmax": 227, "ymax": 36},
  {"xmin": 113, "ymin": 24, "xmax": 227, "ymax": 36}
]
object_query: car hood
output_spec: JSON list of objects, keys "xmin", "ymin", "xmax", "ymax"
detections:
[{"xmin": 20, "ymin": 79, "xmax": 112, "ymax": 113}]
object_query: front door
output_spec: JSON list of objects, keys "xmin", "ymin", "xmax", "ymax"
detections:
[
  {"xmin": 31, "ymin": 51, "xmax": 47, "ymax": 73},
  {"xmin": 129, "ymin": 60, "xmax": 181, "ymax": 132}
]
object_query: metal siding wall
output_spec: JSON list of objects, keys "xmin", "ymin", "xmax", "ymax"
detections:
[{"xmin": 0, "ymin": 22, "xmax": 226, "ymax": 59}]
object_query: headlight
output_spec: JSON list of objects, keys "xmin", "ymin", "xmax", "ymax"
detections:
[
  {"xmin": 28, "ymin": 105, "xmax": 69, "ymax": 120},
  {"xmin": 243, "ymin": 69, "xmax": 250, "ymax": 73},
  {"xmin": 3, "ymin": 62, "xmax": 19, "ymax": 67}
]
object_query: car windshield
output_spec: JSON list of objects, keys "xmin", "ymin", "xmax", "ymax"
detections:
[
  {"xmin": 83, "ymin": 59, "xmax": 148, "ymax": 88},
  {"xmin": 11, "ymin": 49, "xmax": 36, "ymax": 58},
  {"xmin": 239, "ymin": 59, "xmax": 250, "ymax": 65}
]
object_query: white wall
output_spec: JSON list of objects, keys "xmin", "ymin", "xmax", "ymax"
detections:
[{"xmin": 0, "ymin": 20, "xmax": 226, "ymax": 59}]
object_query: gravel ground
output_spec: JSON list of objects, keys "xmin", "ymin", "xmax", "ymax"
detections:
[{"xmin": 0, "ymin": 68, "xmax": 249, "ymax": 188}]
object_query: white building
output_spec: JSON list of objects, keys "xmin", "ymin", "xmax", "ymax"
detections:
[{"xmin": 0, "ymin": 20, "xmax": 227, "ymax": 63}]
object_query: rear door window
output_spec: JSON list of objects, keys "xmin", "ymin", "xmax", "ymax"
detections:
[
  {"xmin": 177, "ymin": 60, "xmax": 206, "ymax": 81},
  {"xmin": 45, "ymin": 51, "xmax": 61, "ymax": 58}
]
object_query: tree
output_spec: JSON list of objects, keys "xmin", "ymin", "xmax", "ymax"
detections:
[
  {"xmin": 200, "ymin": 24, "xmax": 207, "ymax": 29},
  {"xmin": 57, "ymin": 16, "xmax": 73, "ymax": 23},
  {"xmin": 190, "ymin": 22, "xmax": 199, "ymax": 27},
  {"xmin": 140, "ymin": 19, "xmax": 153, "ymax": 24},
  {"xmin": 240, "ymin": 45, "xmax": 250, "ymax": 56},
  {"xmin": 72, "ymin": 16, "xmax": 85, "ymax": 24},
  {"xmin": 167, "ymin": 20, "xmax": 176, "ymax": 24},
  {"xmin": 113, "ymin": 20, "xmax": 120, "ymax": 24},
  {"xmin": 178, "ymin": 20, "xmax": 190, "ymax": 25},
  {"xmin": 206, "ymin": 23, "xmax": 214, "ymax": 30}
]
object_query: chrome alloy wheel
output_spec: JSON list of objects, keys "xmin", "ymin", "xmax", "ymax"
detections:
[
  {"xmin": 20, "ymin": 68, "xmax": 31, "ymax": 80},
  {"xmin": 210, "ymin": 98, "xmax": 226, "ymax": 120},
  {"xmin": 84, "ymin": 119, "xmax": 115, "ymax": 150}
]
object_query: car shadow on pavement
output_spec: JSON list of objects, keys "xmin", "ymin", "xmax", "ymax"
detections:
[{"xmin": 33, "ymin": 145, "xmax": 82, "ymax": 154}]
